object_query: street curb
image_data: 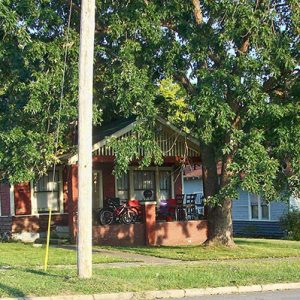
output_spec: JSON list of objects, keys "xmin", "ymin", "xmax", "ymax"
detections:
[{"xmin": 2, "ymin": 282, "xmax": 300, "ymax": 300}]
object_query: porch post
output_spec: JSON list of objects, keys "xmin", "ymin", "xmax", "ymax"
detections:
[
  {"xmin": 144, "ymin": 201, "xmax": 157, "ymax": 246},
  {"xmin": 68, "ymin": 164, "xmax": 78, "ymax": 241},
  {"xmin": 10, "ymin": 184, "xmax": 15, "ymax": 216}
]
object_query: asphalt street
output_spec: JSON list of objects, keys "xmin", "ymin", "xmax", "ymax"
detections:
[{"xmin": 173, "ymin": 289, "xmax": 300, "ymax": 300}]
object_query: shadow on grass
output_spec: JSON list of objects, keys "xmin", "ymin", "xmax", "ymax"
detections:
[
  {"xmin": 235, "ymin": 239, "xmax": 281, "ymax": 247},
  {"xmin": 0, "ymin": 282, "xmax": 25, "ymax": 298},
  {"xmin": 22, "ymin": 268, "xmax": 60, "ymax": 277}
]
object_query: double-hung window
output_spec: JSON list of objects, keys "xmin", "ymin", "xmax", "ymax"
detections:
[
  {"xmin": 34, "ymin": 171, "xmax": 60, "ymax": 213},
  {"xmin": 116, "ymin": 173, "xmax": 129, "ymax": 202},
  {"xmin": 249, "ymin": 193, "xmax": 269, "ymax": 220},
  {"xmin": 159, "ymin": 171, "xmax": 171, "ymax": 200}
]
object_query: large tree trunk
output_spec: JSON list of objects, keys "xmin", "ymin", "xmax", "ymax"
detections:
[
  {"xmin": 206, "ymin": 199, "xmax": 234, "ymax": 247},
  {"xmin": 201, "ymin": 144, "xmax": 235, "ymax": 247}
]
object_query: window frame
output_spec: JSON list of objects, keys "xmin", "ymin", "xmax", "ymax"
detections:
[
  {"xmin": 116, "ymin": 172, "xmax": 129, "ymax": 202},
  {"xmin": 31, "ymin": 168, "xmax": 64, "ymax": 215},
  {"xmin": 248, "ymin": 193, "xmax": 270, "ymax": 221}
]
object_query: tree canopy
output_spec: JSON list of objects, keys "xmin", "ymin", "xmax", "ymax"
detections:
[
  {"xmin": 0, "ymin": 0, "xmax": 80, "ymax": 181},
  {"xmin": 1, "ymin": 0, "xmax": 299, "ymax": 244},
  {"xmin": 95, "ymin": 0, "xmax": 300, "ymax": 244}
]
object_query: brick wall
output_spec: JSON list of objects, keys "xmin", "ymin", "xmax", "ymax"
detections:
[
  {"xmin": 12, "ymin": 214, "xmax": 68, "ymax": 233},
  {"xmin": 153, "ymin": 220, "xmax": 208, "ymax": 246},
  {"xmin": 93, "ymin": 223, "xmax": 146, "ymax": 246},
  {"xmin": 93, "ymin": 202, "xmax": 208, "ymax": 247},
  {"xmin": 101, "ymin": 164, "xmax": 115, "ymax": 203}
]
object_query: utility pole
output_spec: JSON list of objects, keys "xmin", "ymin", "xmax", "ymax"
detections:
[{"xmin": 78, "ymin": 0, "xmax": 96, "ymax": 278}]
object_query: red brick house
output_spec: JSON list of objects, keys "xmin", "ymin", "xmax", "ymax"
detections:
[{"xmin": 0, "ymin": 117, "xmax": 208, "ymax": 245}]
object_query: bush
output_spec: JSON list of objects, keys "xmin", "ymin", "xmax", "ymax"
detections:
[{"xmin": 280, "ymin": 209, "xmax": 300, "ymax": 241}]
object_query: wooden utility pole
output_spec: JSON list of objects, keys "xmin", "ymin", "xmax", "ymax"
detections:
[{"xmin": 78, "ymin": 0, "xmax": 96, "ymax": 278}]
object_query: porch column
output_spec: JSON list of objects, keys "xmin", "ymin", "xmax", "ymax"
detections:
[
  {"xmin": 67, "ymin": 164, "xmax": 79, "ymax": 241},
  {"xmin": 10, "ymin": 184, "xmax": 15, "ymax": 216},
  {"xmin": 144, "ymin": 201, "xmax": 156, "ymax": 246}
]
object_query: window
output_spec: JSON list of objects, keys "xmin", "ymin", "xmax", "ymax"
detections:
[
  {"xmin": 115, "ymin": 168, "xmax": 175, "ymax": 202},
  {"xmin": 133, "ymin": 171, "xmax": 155, "ymax": 200},
  {"xmin": 261, "ymin": 200, "xmax": 269, "ymax": 220},
  {"xmin": 159, "ymin": 171, "xmax": 171, "ymax": 200},
  {"xmin": 116, "ymin": 173, "xmax": 129, "ymax": 202},
  {"xmin": 250, "ymin": 194, "xmax": 259, "ymax": 219},
  {"xmin": 249, "ymin": 193, "xmax": 269, "ymax": 220},
  {"xmin": 34, "ymin": 171, "xmax": 60, "ymax": 213}
]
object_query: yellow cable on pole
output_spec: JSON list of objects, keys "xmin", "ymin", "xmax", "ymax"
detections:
[{"xmin": 44, "ymin": 208, "xmax": 52, "ymax": 272}]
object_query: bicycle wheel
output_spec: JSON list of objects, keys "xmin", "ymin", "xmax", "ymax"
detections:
[
  {"xmin": 130, "ymin": 207, "xmax": 140, "ymax": 222},
  {"xmin": 121, "ymin": 209, "xmax": 136, "ymax": 224},
  {"xmin": 99, "ymin": 209, "xmax": 114, "ymax": 225}
]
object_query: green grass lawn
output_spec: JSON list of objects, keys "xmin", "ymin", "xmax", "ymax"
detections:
[
  {"xmin": 1, "ymin": 260, "xmax": 300, "ymax": 297},
  {"xmin": 0, "ymin": 242, "xmax": 130, "ymax": 267},
  {"xmin": 1, "ymin": 239, "xmax": 300, "ymax": 298},
  {"xmin": 105, "ymin": 238, "xmax": 300, "ymax": 261}
]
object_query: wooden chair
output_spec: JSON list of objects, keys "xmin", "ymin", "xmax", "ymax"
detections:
[
  {"xmin": 185, "ymin": 194, "xmax": 197, "ymax": 220},
  {"xmin": 175, "ymin": 194, "xmax": 187, "ymax": 221}
]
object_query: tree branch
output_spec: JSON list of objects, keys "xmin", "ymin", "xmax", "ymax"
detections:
[
  {"xmin": 174, "ymin": 73, "xmax": 195, "ymax": 94},
  {"xmin": 208, "ymin": 50, "xmax": 221, "ymax": 66},
  {"xmin": 237, "ymin": 33, "xmax": 251, "ymax": 55},
  {"xmin": 192, "ymin": 0, "xmax": 203, "ymax": 25},
  {"xmin": 263, "ymin": 69, "xmax": 298, "ymax": 93}
]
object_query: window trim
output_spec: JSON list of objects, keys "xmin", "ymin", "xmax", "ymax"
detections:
[
  {"xmin": 31, "ymin": 168, "xmax": 64, "ymax": 215},
  {"xmin": 248, "ymin": 193, "xmax": 270, "ymax": 221}
]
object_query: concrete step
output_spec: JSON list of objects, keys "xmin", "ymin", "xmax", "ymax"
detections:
[{"xmin": 34, "ymin": 237, "xmax": 70, "ymax": 245}]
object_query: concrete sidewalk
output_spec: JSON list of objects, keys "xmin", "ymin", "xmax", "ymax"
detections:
[{"xmin": 55, "ymin": 244, "xmax": 300, "ymax": 269}]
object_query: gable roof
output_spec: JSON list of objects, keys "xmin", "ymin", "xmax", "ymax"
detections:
[
  {"xmin": 92, "ymin": 117, "xmax": 136, "ymax": 144},
  {"xmin": 68, "ymin": 117, "xmax": 200, "ymax": 164}
]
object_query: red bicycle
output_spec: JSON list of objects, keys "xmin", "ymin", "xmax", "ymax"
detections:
[{"xmin": 98, "ymin": 198, "xmax": 137, "ymax": 225}]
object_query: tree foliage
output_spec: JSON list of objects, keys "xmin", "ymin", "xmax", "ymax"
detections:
[
  {"xmin": 0, "ymin": 0, "xmax": 81, "ymax": 182},
  {"xmin": 94, "ymin": 0, "xmax": 299, "ymax": 244},
  {"xmin": 77, "ymin": 0, "xmax": 300, "ymax": 199},
  {"xmin": 1, "ymin": 1, "xmax": 299, "ymax": 244}
]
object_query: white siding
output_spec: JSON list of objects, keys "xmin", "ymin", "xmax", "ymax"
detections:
[
  {"xmin": 232, "ymin": 189, "xmax": 249, "ymax": 220},
  {"xmin": 270, "ymin": 201, "xmax": 288, "ymax": 221}
]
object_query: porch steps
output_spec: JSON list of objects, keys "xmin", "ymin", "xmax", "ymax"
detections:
[{"xmin": 34, "ymin": 237, "xmax": 70, "ymax": 245}]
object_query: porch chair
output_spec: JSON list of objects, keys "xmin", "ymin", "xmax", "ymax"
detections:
[
  {"xmin": 185, "ymin": 194, "xmax": 197, "ymax": 220},
  {"xmin": 175, "ymin": 194, "xmax": 187, "ymax": 221},
  {"xmin": 166, "ymin": 198, "xmax": 177, "ymax": 221}
]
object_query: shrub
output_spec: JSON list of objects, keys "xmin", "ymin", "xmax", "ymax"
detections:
[{"xmin": 280, "ymin": 209, "xmax": 300, "ymax": 241}]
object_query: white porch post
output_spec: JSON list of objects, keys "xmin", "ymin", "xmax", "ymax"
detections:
[{"xmin": 10, "ymin": 185, "xmax": 15, "ymax": 216}]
